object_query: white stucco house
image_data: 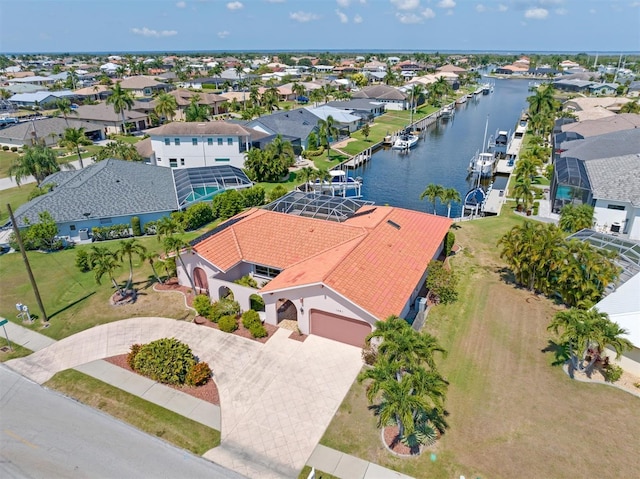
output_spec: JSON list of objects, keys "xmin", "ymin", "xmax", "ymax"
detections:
[
  {"xmin": 177, "ymin": 195, "xmax": 452, "ymax": 347},
  {"xmin": 144, "ymin": 121, "xmax": 260, "ymax": 169}
]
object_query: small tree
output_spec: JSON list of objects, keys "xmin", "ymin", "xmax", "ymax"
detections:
[
  {"xmin": 22, "ymin": 211, "xmax": 60, "ymax": 251},
  {"xmin": 211, "ymin": 189, "xmax": 246, "ymax": 220},
  {"xmin": 267, "ymin": 185, "xmax": 288, "ymax": 203},
  {"xmin": 361, "ymin": 123, "xmax": 371, "ymax": 141},
  {"xmin": 559, "ymin": 204, "xmax": 594, "ymax": 233}
]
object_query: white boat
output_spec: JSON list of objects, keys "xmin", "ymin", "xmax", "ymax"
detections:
[
  {"xmin": 468, "ymin": 152, "xmax": 496, "ymax": 177},
  {"xmin": 309, "ymin": 170, "xmax": 362, "ymax": 197},
  {"xmin": 391, "ymin": 133, "xmax": 419, "ymax": 150},
  {"xmin": 487, "ymin": 129, "xmax": 510, "ymax": 158},
  {"xmin": 482, "ymin": 83, "xmax": 491, "ymax": 95},
  {"xmin": 440, "ymin": 105, "xmax": 454, "ymax": 119},
  {"xmin": 455, "ymin": 96, "xmax": 467, "ymax": 105}
]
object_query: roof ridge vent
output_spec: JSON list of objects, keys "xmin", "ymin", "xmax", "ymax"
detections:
[{"xmin": 387, "ymin": 220, "xmax": 401, "ymax": 230}]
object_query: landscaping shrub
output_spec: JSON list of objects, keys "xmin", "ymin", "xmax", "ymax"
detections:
[
  {"xmin": 603, "ymin": 364, "xmax": 623, "ymax": 383},
  {"xmin": 10, "ymin": 146, "xmax": 17, "ymax": 152},
  {"xmin": 91, "ymin": 224, "xmax": 132, "ymax": 241},
  {"xmin": 183, "ymin": 202, "xmax": 214, "ymax": 230},
  {"xmin": 127, "ymin": 344, "xmax": 142, "ymax": 369},
  {"xmin": 242, "ymin": 309, "xmax": 261, "ymax": 329},
  {"xmin": 143, "ymin": 221, "xmax": 157, "ymax": 235},
  {"xmin": 209, "ymin": 298, "xmax": 240, "ymax": 323},
  {"xmin": 75, "ymin": 249, "xmax": 91, "ymax": 272},
  {"xmin": 211, "ymin": 190, "xmax": 246, "ymax": 220},
  {"xmin": 249, "ymin": 323, "xmax": 268, "ymax": 338},
  {"xmin": 234, "ymin": 274, "xmax": 258, "ymax": 288},
  {"xmin": 444, "ymin": 231, "xmax": 455, "ymax": 257},
  {"xmin": 267, "ymin": 185, "xmax": 288, "ymax": 203},
  {"xmin": 186, "ymin": 361, "xmax": 212, "ymax": 386},
  {"xmin": 240, "ymin": 186, "xmax": 266, "ymax": 207},
  {"xmin": 218, "ymin": 315, "xmax": 238, "ymax": 333},
  {"xmin": 132, "ymin": 338, "xmax": 196, "ymax": 385},
  {"xmin": 131, "ymin": 216, "xmax": 142, "ymax": 236},
  {"xmin": 250, "ymin": 294, "xmax": 265, "ymax": 311},
  {"xmin": 425, "ymin": 260, "xmax": 459, "ymax": 304},
  {"xmin": 193, "ymin": 294, "xmax": 212, "ymax": 317},
  {"xmin": 2, "ymin": 145, "xmax": 9, "ymax": 151}
]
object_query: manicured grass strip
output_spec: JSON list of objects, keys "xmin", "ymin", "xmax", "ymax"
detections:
[
  {"xmin": 0, "ymin": 341, "xmax": 32, "ymax": 362},
  {"xmin": 45, "ymin": 369, "xmax": 220, "ymax": 455},
  {"xmin": 298, "ymin": 465, "xmax": 339, "ymax": 479}
]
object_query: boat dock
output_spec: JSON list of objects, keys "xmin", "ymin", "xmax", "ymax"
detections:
[
  {"xmin": 482, "ymin": 187, "xmax": 506, "ymax": 214},
  {"xmin": 344, "ymin": 150, "xmax": 371, "ymax": 168}
]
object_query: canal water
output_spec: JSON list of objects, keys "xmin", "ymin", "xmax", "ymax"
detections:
[{"xmin": 350, "ymin": 78, "xmax": 532, "ymax": 218}]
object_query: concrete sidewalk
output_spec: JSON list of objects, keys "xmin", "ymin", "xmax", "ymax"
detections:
[{"xmin": 307, "ymin": 445, "xmax": 414, "ymax": 479}]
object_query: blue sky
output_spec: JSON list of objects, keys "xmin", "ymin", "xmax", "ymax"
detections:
[{"xmin": 1, "ymin": 0, "xmax": 639, "ymax": 54}]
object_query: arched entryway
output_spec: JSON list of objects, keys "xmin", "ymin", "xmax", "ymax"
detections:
[
  {"xmin": 193, "ymin": 267, "xmax": 209, "ymax": 294},
  {"xmin": 276, "ymin": 299, "xmax": 297, "ymax": 323},
  {"xmin": 218, "ymin": 285, "xmax": 234, "ymax": 301}
]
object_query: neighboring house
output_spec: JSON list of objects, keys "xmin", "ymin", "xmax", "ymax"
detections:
[
  {"xmin": 595, "ymin": 271, "xmax": 640, "ymax": 376},
  {"xmin": 0, "ymin": 117, "xmax": 105, "ymax": 148},
  {"xmin": 8, "ymin": 90, "xmax": 76, "ymax": 107},
  {"xmin": 589, "ymin": 83, "xmax": 619, "ymax": 96},
  {"xmin": 131, "ymin": 89, "xmax": 228, "ymax": 121},
  {"xmin": 245, "ymin": 108, "xmax": 320, "ymax": 150},
  {"xmin": 362, "ymin": 60, "xmax": 386, "ymax": 72},
  {"xmin": 11, "ymin": 159, "xmax": 253, "ymax": 239},
  {"xmin": 117, "ymin": 76, "xmax": 172, "ymax": 97},
  {"xmin": 552, "ymin": 79, "xmax": 595, "ymax": 93},
  {"xmin": 494, "ymin": 65, "xmax": 529, "ymax": 75},
  {"xmin": 563, "ymin": 96, "xmax": 632, "ymax": 114},
  {"xmin": 436, "ymin": 64, "xmax": 467, "ymax": 74},
  {"xmin": 178, "ymin": 194, "xmax": 452, "ymax": 347},
  {"xmin": 560, "ymin": 60, "xmax": 581, "ymax": 70},
  {"xmin": 352, "ymin": 85, "xmax": 408, "ymax": 110},
  {"xmin": 327, "ymin": 99, "xmax": 385, "ymax": 122},
  {"xmin": 74, "ymin": 103, "xmax": 149, "ymax": 134},
  {"xmin": 73, "ymin": 85, "xmax": 112, "ymax": 102},
  {"xmin": 145, "ymin": 121, "xmax": 258, "ymax": 169},
  {"xmin": 305, "ymin": 105, "xmax": 361, "ymax": 133}
]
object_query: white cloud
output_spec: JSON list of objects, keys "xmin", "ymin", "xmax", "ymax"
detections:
[
  {"xmin": 176, "ymin": 1, "xmax": 186, "ymax": 8},
  {"xmin": 475, "ymin": 4, "xmax": 486, "ymax": 13},
  {"xmin": 396, "ymin": 12, "xmax": 422, "ymax": 23},
  {"xmin": 498, "ymin": 4, "xmax": 507, "ymax": 12},
  {"xmin": 524, "ymin": 8, "xmax": 548, "ymax": 19},
  {"xmin": 391, "ymin": 0, "xmax": 420, "ymax": 11},
  {"xmin": 422, "ymin": 8, "xmax": 435, "ymax": 18},
  {"xmin": 631, "ymin": 2, "xmax": 640, "ymax": 7},
  {"xmin": 290, "ymin": 11, "xmax": 321, "ymax": 22},
  {"xmin": 218, "ymin": 31, "xmax": 230, "ymax": 38},
  {"xmin": 336, "ymin": 9, "xmax": 349, "ymax": 23},
  {"xmin": 131, "ymin": 27, "xmax": 178, "ymax": 38},
  {"xmin": 354, "ymin": 14, "xmax": 363, "ymax": 23},
  {"xmin": 555, "ymin": 8, "xmax": 567, "ymax": 15},
  {"xmin": 266, "ymin": 0, "xmax": 285, "ymax": 2},
  {"xmin": 437, "ymin": 0, "xmax": 455, "ymax": 8},
  {"xmin": 227, "ymin": 1, "xmax": 243, "ymax": 10},
  {"xmin": 337, "ymin": 0, "xmax": 350, "ymax": 6}
]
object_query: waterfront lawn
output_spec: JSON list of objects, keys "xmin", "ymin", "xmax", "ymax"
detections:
[
  {"xmin": 0, "ymin": 183, "xmax": 37, "ymax": 224},
  {"xmin": 45, "ymin": 369, "xmax": 220, "ymax": 455},
  {"xmin": 0, "ymin": 233, "xmax": 201, "ymax": 340},
  {"xmin": 321, "ymin": 212, "xmax": 640, "ymax": 479}
]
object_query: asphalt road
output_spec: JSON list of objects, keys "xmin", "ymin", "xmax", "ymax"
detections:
[{"xmin": 0, "ymin": 365, "xmax": 246, "ymax": 479}]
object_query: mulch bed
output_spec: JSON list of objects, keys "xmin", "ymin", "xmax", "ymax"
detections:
[
  {"xmin": 196, "ymin": 316, "xmax": 278, "ymax": 344},
  {"xmin": 104, "ymin": 354, "xmax": 220, "ymax": 406},
  {"xmin": 383, "ymin": 425, "xmax": 421, "ymax": 456},
  {"xmin": 288, "ymin": 331, "xmax": 308, "ymax": 342}
]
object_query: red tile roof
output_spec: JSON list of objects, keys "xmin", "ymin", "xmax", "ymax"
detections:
[{"xmin": 194, "ymin": 206, "xmax": 452, "ymax": 320}]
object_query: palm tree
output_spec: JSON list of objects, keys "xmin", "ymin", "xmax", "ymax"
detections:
[
  {"xmin": 548, "ymin": 308, "xmax": 632, "ymax": 373},
  {"xmin": 321, "ymin": 84, "xmax": 334, "ymax": 104},
  {"xmin": 266, "ymin": 134, "xmax": 295, "ymax": 168},
  {"xmin": 559, "ymin": 204, "xmax": 594, "ymax": 233},
  {"xmin": 407, "ymin": 84, "xmax": 424, "ymax": 117},
  {"xmin": 440, "ymin": 187, "xmax": 461, "ymax": 218},
  {"xmin": 9, "ymin": 145, "xmax": 60, "ymax": 186},
  {"xmin": 141, "ymin": 250, "xmax": 164, "ymax": 284},
  {"xmin": 184, "ymin": 95, "xmax": 209, "ymax": 122},
  {"xmin": 384, "ymin": 64, "xmax": 396, "ymax": 86},
  {"xmin": 59, "ymin": 127, "xmax": 92, "ymax": 169},
  {"xmin": 154, "ymin": 92, "xmax": 178, "ymax": 123},
  {"xmin": 512, "ymin": 177, "xmax": 534, "ymax": 212},
  {"xmin": 317, "ymin": 115, "xmax": 339, "ymax": 160},
  {"xmin": 163, "ymin": 235, "xmax": 196, "ymax": 291},
  {"xmin": 95, "ymin": 140, "xmax": 143, "ymax": 162},
  {"xmin": 297, "ymin": 166, "xmax": 315, "ymax": 192},
  {"xmin": 527, "ymin": 84, "xmax": 557, "ymax": 116},
  {"xmin": 292, "ymin": 82, "xmax": 306, "ymax": 102},
  {"xmin": 89, "ymin": 246, "xmax": 122, "ymax": 295},
  {"xmin": 106, "ymin": 82, "xmax": 135, "ymax": 134},
  {"xmin": 420, "ymin": 184, "xmax": 445, "ymax": 214},
  {"xmin": 55, "ymin": 98, "xmax": 78, "ymax": 127},
  {"xmin": 116, "ymin": 238, "xmax": 147, "ymax": 292},
  {"xmin": 156, "ymin": 215, "xmax": 183, "ymax": 241},
  {"xmin": 375, "ymin": 374, "xmax": 429, "ymax": 440},
  {"xmin": 309, "ymin": 88, "xmax": 323, "ymax": 107},
  {"xmin": 620, "ymin": 100, "xmax": 640, "ymax": 114}
]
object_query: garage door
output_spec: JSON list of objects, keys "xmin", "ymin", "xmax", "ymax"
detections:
[{"xmin": 309, "ymin": 310, "xmax": 371, "ymax": 347}]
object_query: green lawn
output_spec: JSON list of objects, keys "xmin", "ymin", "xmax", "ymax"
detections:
[
  {"xmin": 45, "ymin": 369, "xmax": 220, "ymax": 455},
  {"xmin": 0, "ymin": 149, "xmax": 21, "ymax": 179},
  {"xmin": 0, "ymin": 231, "xmax": 203, "ymax": 340},
  {"xmin": 110, "ymin": 135, "xmax": 144, "ymax": 144},
  {"xmin": 298, "ymin": 466, "xmax": 338, "ymax": 479},
  {"xmin": 0, "ymin": 341, "xmax": 32, "ymax": 362},
  {"xmin": 321, "ymin": 211, "xmax": 640, "ymax": 479},
  {"xmin": 0, "ymin": 183, "xmax": 37, "ymax": 225}
]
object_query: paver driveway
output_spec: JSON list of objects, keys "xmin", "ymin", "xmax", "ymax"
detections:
[{"xmin": 7, "ymin": 317, "xmax": 363, "ymax": 478}]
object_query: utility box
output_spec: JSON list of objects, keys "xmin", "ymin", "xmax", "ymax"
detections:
[{"xmin": 78, "ymin": 228, "xmax": 89, "ymax": 241}]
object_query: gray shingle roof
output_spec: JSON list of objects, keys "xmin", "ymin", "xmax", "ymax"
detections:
[
  {"xmin": 75, "ymin": 103, "xmax": 148, "ymax": 123},
  {"xmin": 326, "ymin": 99, "xmax": 384, "ymax": 111},
  {"xmin": 584, "ymin": 154, "xmax": 640, "ymax": 206},
  {"xmin": 14, "ymin": 159, "xmax": 178, "ymax": 227},
  {"xmin": 561, "ymin": 113, "xmax": 640, "ymax": 138},
  {"xmin": 352, "ymin": 85, "xmax": 407, "ymax": 101},
  {"xmin": 0, "ymin": 117, "xmax": 103, "ymax": 142},
  {"xmin": 246, "ymin": 108, "xmax": 319, "ymax": 142},
  {"xmin": 560, "ymin": 129, "xmax": 640, "ymax": 161}
]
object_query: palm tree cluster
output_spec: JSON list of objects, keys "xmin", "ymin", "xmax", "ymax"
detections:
[
  {"xmin": 106, "ymin": 82, "xmax": 135, "ymax": 134},
  {"xmin": 243, "ymin": 134, "xmax": 295, "ymax": 182},
  {"xmin": 419, "ymin": 183, "xmax": 461, "ymax": 218},
  {"xmin": 9, "ymin": 145, "xmax": 61, "ymax": 186},
  {"xmin": 548, "ymin": 307, "xmax": 632, "ymax": 374},
  {"xmin": 427, "ymin": 77, "xmax": 452, "ymax": 107},
  {"xmin": 88, "ymin": 238, "xmax": 147, "ymax": 296},
  {"xmin": 526, "ymin": 84, "xmax": 559, "ymax": 139},
  {"xmin": 497, "ymin": 221, "xmax": 620, "ymax": 308},
  {"xmin": 58, "ymin": 127, "xmax": 92, "ymax": 169},
  {"xmin": 95, "ymin": 140, "xmax": 143, "ymax": 162},
  {"xmin": 358, "ymin": 316, "xmax": 448, "ymax": 450},
  {"xmin": 558, "ymin": 203, "xmax": 594, "ymax": 233}
]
